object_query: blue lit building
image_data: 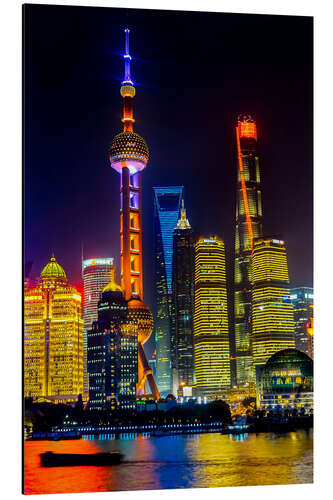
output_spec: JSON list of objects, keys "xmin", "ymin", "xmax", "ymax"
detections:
[
  {"xmin": 290, "ymin": 287, "xmax": 314, "ymax": 355},
  {"xmin": 153, "ymin": 186, "xmax": 184, "ymax": 395}
]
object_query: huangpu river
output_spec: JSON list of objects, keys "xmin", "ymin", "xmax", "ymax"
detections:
[{"xmin": 24, "ymin": 430, "xmax": 313, "ymax": 494}]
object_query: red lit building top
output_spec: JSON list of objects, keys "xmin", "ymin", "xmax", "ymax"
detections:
[{"xmin": 238, "ymin": 121, "xmax": 257, "ymax": 140}]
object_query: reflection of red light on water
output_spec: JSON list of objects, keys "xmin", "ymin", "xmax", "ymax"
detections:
[{"xmin": 24, "ymin": 440, "xmax": 115, "ymax": 495}]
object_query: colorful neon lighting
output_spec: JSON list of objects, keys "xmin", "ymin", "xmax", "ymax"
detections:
[
  {"xmin": 109, "ymin": 30, "xmax": 159, "ymax": 399},
  {"xmin": 238, "ymin": 121, "xmax": 257, "ymax": 140},
  {"xmin": 123, "ymin": 28, "xmax": 133, "ymax": 87},
  {"xmin": 236, "ymin": 126, "xmax": 254, "ymax": 250}
]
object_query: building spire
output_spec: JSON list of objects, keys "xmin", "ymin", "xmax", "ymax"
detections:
[
  {"xmin": 123, "ymin": 28, "xmax": 133, "ymax": 85},
  {"xmin": 176, "ymin": 200, "xmax": 191, "ymax": 229},
  {"xmin": 120, "ymin": 28, "xmax": 136, "ymax": 132}
]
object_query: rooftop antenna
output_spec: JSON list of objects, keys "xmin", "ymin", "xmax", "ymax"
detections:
[{"xmin": 123, "ymin": 28, "xmax": 133, "ymax": 85}]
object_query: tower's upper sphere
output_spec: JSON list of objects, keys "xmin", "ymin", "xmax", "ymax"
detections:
[
  {"xmin": 41, "ymin": 256, "xmax": 66, "ymax": 279},
  {"xmin": 120, "ymin": 85, "xmax": 136, "ymax": 98},
  {"xmin": 109, "ymin": 131, "xmax": 149, "ymax": 174},
  {"xmin": 127, "ymin": 298, "xmax": 154, "ymax": 344}
]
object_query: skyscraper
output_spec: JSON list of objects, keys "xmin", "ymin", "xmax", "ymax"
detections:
[
  {"xmin": 193, "ymin": 237, "xmax": 231, "ymax": 398},
  {"xmin": 153, "ymin": 186, "xmax": 184, "ymax": 395},
  {"xmin": 108, "ymin": 29, "xmax": 159, "ymax": 399},
  {"xmin": 251, "ymin": 237, "xmax": 295, "ymax": 379},
  {"xmin": 290, "ymin": 287, "xmax": 314, "ymax": 355},
  {"xmin": 172, "ymin": 200, "xmax": 195, "ymax": 391},
  {"xmin": 234, "ymin": 115, "xmax": 263, "ymax": 386},
  {"xmin": 82, "ymin": 257, "xmax": 114, "ymax": 395},
  {"xmin": 24, "ymin": 256, "xmax": 84, "ymax": 401},
  {"xmin": 87, "ymin": 269, "xmax": 137, "ymax": 411},
  {"xmin": 306, "ymin": 305, "xmax": 314, "ymax": 359}
]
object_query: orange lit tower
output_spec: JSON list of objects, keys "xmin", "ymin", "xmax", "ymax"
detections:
[
  {"xmin": 109, "ymin": 29, "xmax": 160, "ymax": 400},
  {"xmin": 234, "ymin": 115, "xmax": 263, "ymax": 386}
]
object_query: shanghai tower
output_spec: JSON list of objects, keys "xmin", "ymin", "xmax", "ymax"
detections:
[
  {"xmin": 234, "ymin": 115, "xmax": 263, "ymax": 386},
  {"xmin": 108, "ymin": 29, "xmax": 159, "ymax": 399}
]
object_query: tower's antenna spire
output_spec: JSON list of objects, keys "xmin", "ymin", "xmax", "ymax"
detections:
[
  {"xmin": 120, "ymin": 28, "xmax": 136, "ymax": 132},
  {"xmin": 123, "ymin": 28, "xmax": 133, "ymax": 85}
]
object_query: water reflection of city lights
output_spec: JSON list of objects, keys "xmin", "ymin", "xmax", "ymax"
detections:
[{"xmin": 229, "ymin": 433, "xmax": 249, "ymax": 442}]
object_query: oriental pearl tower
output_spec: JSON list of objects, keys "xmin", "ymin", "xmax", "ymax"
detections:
[{"xmin": 109, "ymin": 29, "xmax": 160, "ymax": 400}]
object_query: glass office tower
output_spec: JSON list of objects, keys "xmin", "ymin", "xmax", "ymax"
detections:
[
  {"xmin": 153, "ymin": 186, "xmax": 183, "ymax": 395},
  {"xmin": 290, "ymin": 287, "xmax": 314, "ymax": 355},
  {"xmin": 82, "ymin": 257, "xmax": 114, "ymax": 395},
  {"xmin": 193, "ymin": 236, "xmax": 231, "ymax": 398},
  {"xmin": 252, "ymin": 237, "xmax": 295, "ymax": 380},
  {"xmin": 234, "ymin": 115, "xmax": 263, "ymax": 386}
]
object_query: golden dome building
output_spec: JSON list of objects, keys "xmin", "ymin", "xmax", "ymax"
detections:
[{"xmin": 24, "ymin": 256, "xmax": 84, "ymax": 403}]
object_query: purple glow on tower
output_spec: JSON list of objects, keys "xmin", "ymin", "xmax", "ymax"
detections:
[{"xmin": 123, "ymin": 28, "xmax": 133, "ymax": 85}]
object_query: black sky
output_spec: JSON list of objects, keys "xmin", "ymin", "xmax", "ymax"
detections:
[{"xmin": 24, "ymin": 5, "xmax": 313, "ymax": 329}]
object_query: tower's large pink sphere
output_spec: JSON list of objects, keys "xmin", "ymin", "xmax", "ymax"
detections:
[{"xmin": 127, "ymin": 298, "xmax": 154, "ymax": 344}]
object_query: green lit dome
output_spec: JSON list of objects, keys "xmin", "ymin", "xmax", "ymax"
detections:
[
  {"xmin": 41, "ymin": 256, "xmax": 66, "ymax": 279},
  {"xmin": 260, "ymin": 349, "xmax": 313, "ymax": 394},
  {"xmin": 109, "ymin": 132, "xmax": 149, "ymax": 172}
]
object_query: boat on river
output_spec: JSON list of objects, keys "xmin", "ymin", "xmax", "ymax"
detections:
[{"xmin": 40, "ymin": 451, "xmax": 123, "ymax": 467}]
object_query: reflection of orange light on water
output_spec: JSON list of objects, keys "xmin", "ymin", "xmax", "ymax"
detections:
[
  {"xmin": 24, "ymin": 431, "xmax": 312, "ymax": 493},
  {"xmin": 24, "ymin": 440, "xmax": 116, "ymax": 495}
]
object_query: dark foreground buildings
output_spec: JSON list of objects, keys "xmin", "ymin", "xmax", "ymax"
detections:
[{"xmin": 87, "ymin": 270, "xmax": 137, "ymax": 411}]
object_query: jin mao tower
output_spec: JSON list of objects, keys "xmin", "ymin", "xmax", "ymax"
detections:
[{"xmin": 172, "ymin": 200, "xmax": 195, "ymax": 390}]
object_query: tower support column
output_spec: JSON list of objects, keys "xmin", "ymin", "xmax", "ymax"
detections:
[{"xmin": 121, "ymin": 163, "xmax": 131, "ymax": 300}]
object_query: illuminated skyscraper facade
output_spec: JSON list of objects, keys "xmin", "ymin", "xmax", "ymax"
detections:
[
  {"xmin": 234, "ymin": 115, "xmax": 263, "ymax": 386},
  {"xmin": 82, "ymin": 257, "xmax": 114, "ymax": 395},
  {"xmin": 252, "ymin": 237, "xmax": 295, "ymax": 378},
  {"xmin": 306, "ymin": 305, "xmax": 314, "ymax": 359},
  {"xmin": 109, "ymin": 29, "xmax": 159, "ymax": 400},
  {"xmin": 172, "ymin": 201, "xmax": 195, "ymax": 390},
  {"xmin": 153, "ymin": 186, "xmax": 184, "ymax": 395},
  {"xmin": 194, "ymin": 237, "xmax": 230, "ymax": 397},
  {"xmin": 290, "ymin": 287, "xmax": 314, "ymax": 355},
  {"xmin": 24, "ymin": 256, "xmax": 84, "ymax": 401},
  {"xmin": 87, "ymin": 270, "xmax": 137, "ymax": 411}
]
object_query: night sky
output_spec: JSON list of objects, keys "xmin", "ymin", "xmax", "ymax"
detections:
[{"xmin": 24, "ymin": 5, "xmax": 313, "ymax": 357}]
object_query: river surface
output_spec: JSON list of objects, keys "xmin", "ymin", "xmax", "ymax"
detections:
[{"xmin": 24, "ymin": 430, "xmax": 313, "ymax": 494}]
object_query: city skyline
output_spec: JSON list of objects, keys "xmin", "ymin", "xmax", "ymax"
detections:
[
  {"xmin": 23, "ymin": 6, "xmax": 314, "ymax": 494},
  {"xmin": 24, "ymin": 5, "xmax": 313, "ymax": 312}
]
